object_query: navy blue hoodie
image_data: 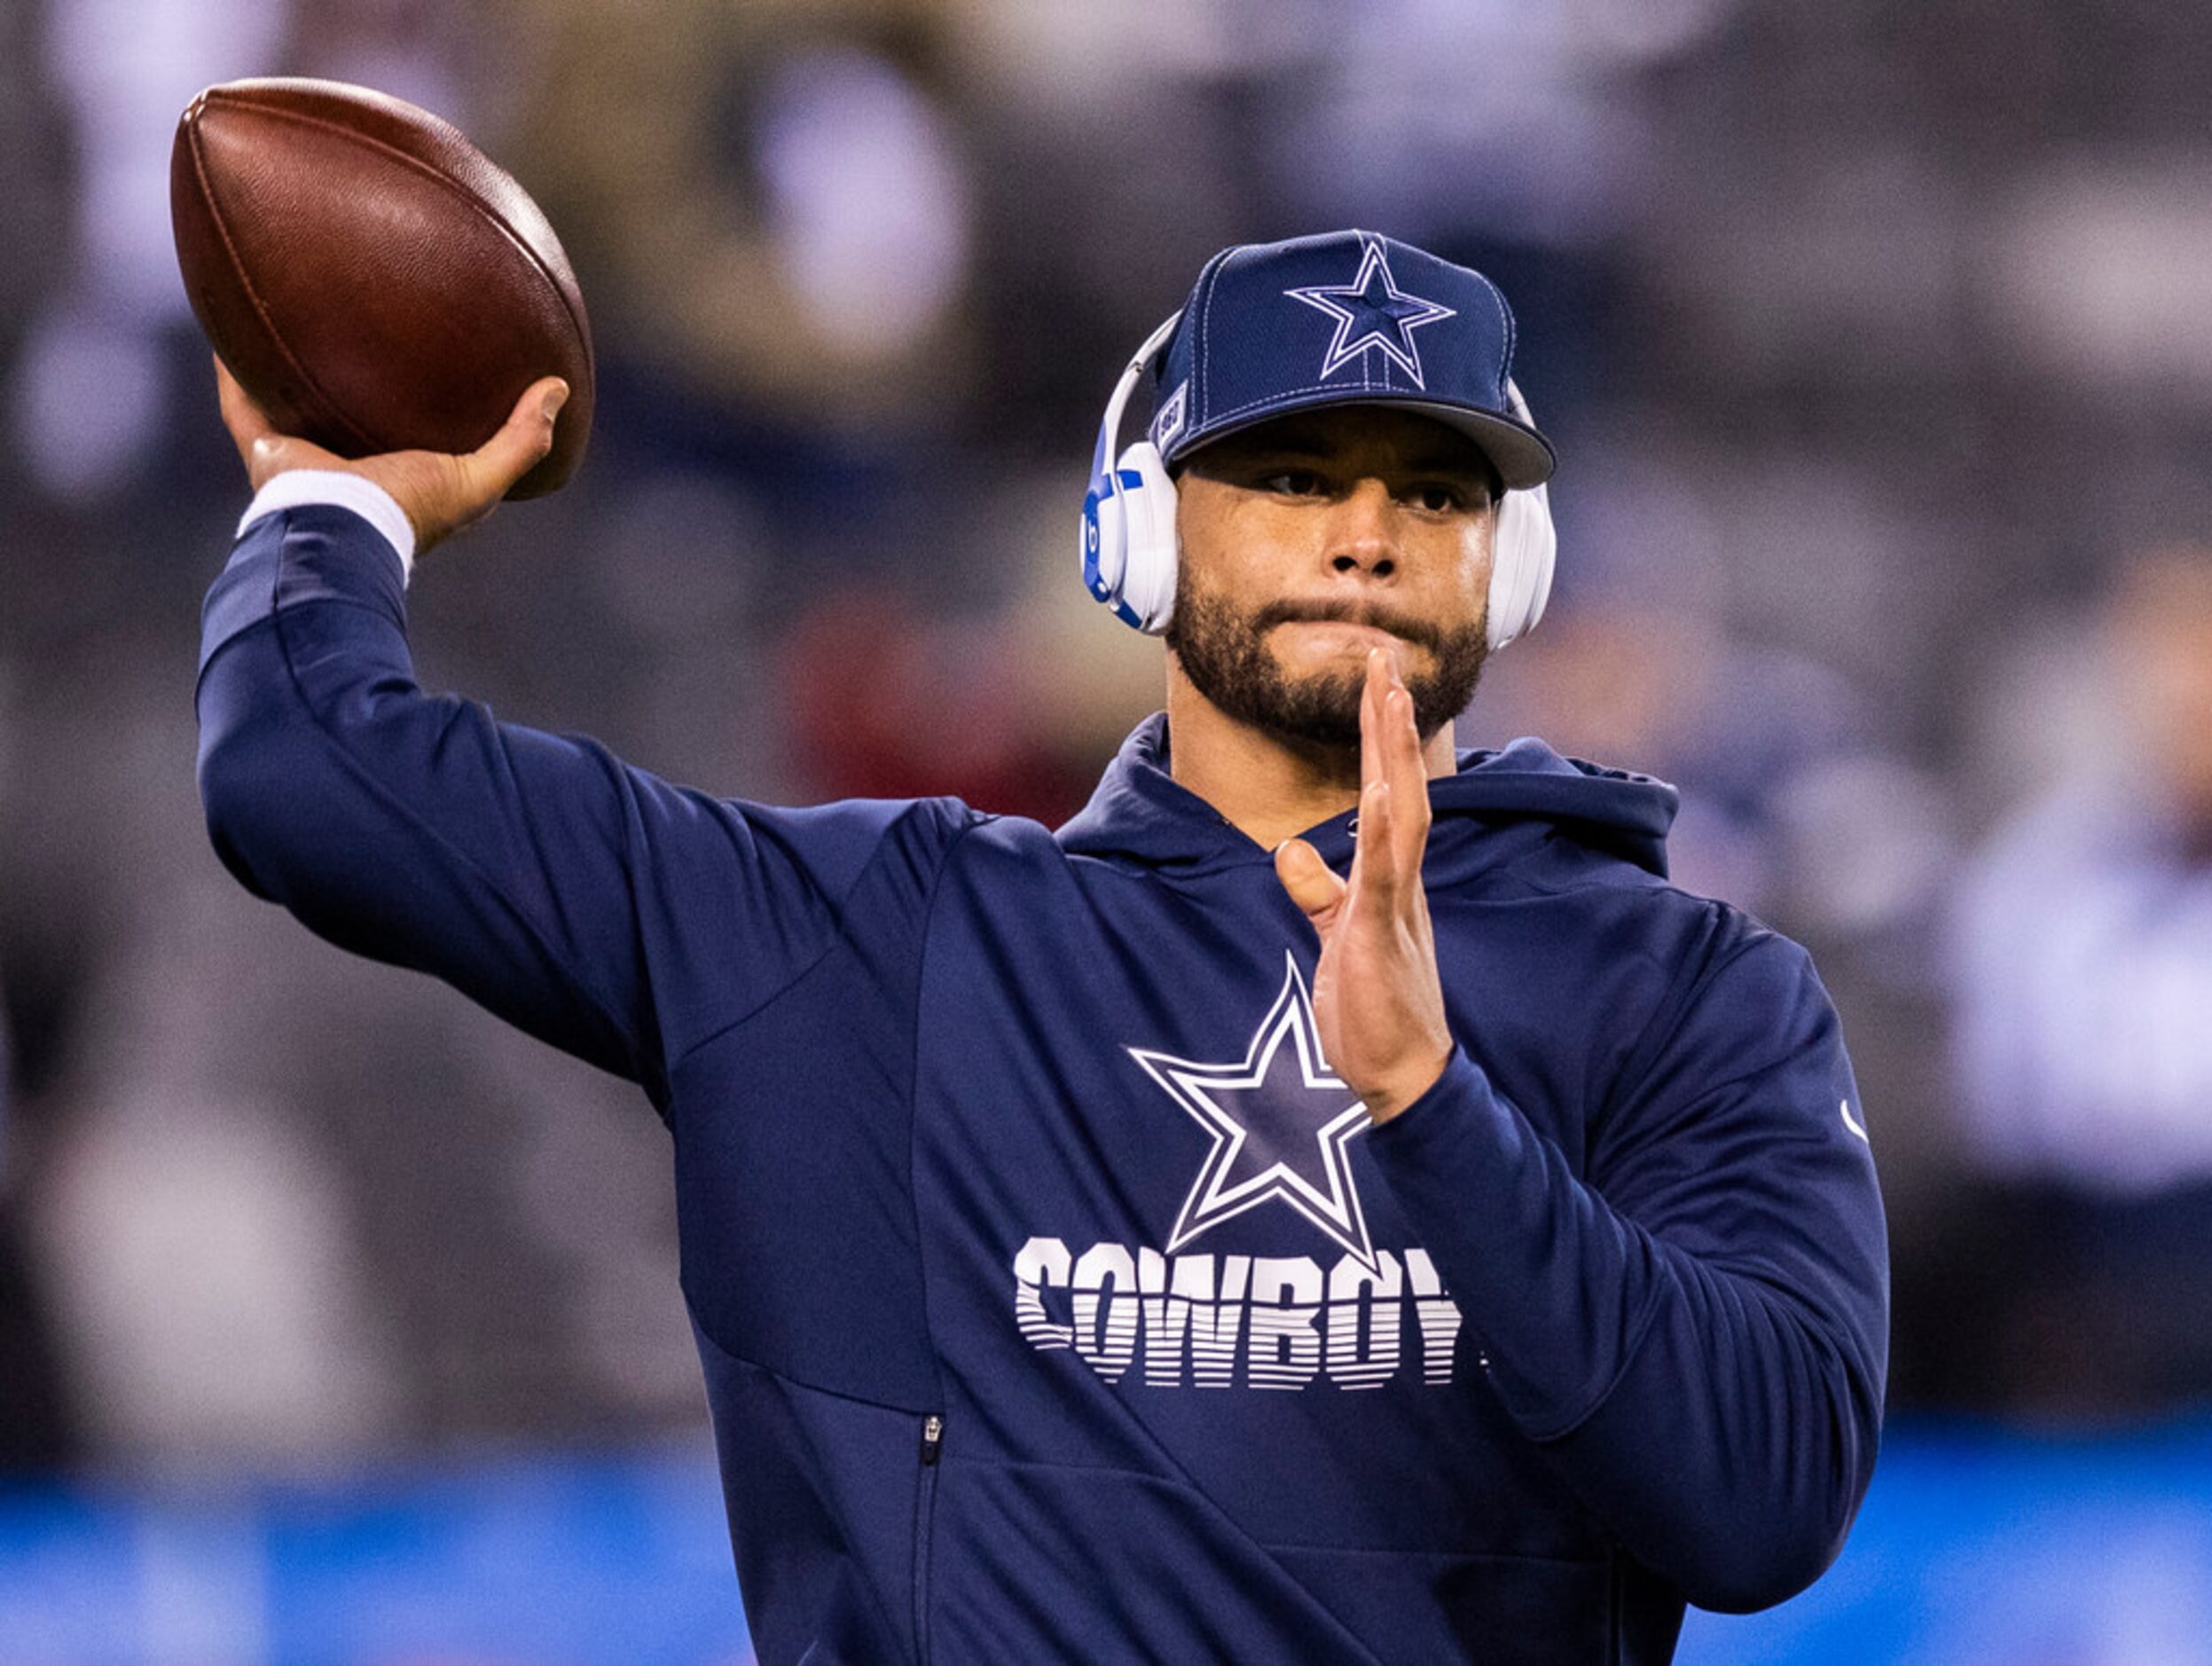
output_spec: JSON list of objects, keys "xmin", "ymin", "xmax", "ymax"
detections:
[{"xmin": 196, "ymin": 505, "xmax": 1887, "ymax": 1663}]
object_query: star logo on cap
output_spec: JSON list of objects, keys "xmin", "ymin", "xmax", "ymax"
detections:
[
  {"xmin": 1285, "ymin": 238, "xmax": 1458, "ymax": 389},
  {"xmin": 1130, "ymin": 955, "xmax": 1377, "ymax": 1269}
]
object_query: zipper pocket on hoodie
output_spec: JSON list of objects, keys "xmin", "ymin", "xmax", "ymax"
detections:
[
  {"xmin": 913, "ymin": 1413, "xmax": 944, "ymax": 1665},
  {"xmin": 1606, "ymin": 1550, "xmax": 1623, "ymax": 1665}
]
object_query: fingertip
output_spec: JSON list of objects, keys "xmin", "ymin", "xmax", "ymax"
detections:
[
  {"xmin": 215, "ymin": 357, "xmax": 257, "ymax": 420},
  {"xmin": 1274, "ymin": 835, "xmax": 1348, "ymax": 916},
  {"xmin": 502, "ymin": 376, "xmax": 569, "ymax": 437},
  {"xmin": 1276, "ymin": 835, "xmax": 1339, "ymax": 884}
]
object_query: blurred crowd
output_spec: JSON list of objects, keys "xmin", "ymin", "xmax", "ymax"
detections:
[{"xmin": 6, "ymin": 0, "xmax": 2212, "ymax": 1479}]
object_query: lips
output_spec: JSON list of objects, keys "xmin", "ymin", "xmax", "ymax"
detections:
[
  {"xmin": 1277, "ymin": 618, "xmax": 1401, "ymax": 647},
  {"xmin": 1258, "ymin": 602, "xmax": 1439, "ymax": 654}
]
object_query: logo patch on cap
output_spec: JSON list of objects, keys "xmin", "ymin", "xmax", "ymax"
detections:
[
  {"xmin": 1152, "ymin": 380, "xmax": 1188, "ymax": 451},
  {"xmin": 1284, "ymin": 238, "xmax": 1458, "ymax": 390}
]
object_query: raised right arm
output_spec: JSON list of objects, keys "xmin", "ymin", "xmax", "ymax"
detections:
[{"xmin": 196, "ymin": 369, "xmax": 966, "ymax": 1107}]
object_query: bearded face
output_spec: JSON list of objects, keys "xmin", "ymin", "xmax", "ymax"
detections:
[
  {"xmin": 1165, "ymin": 406, "xmax": 1500, "ymax": 750},
  {"xmin": 1165, "ymin": 577, "xmax": 1488, "ymax": 749}
]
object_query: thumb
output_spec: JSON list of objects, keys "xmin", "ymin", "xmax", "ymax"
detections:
[
  {"xmin": 463, "ymin": 376, "xmax": 569, "ymax": 497},
  {"xmin": 1274, "ymin": 837, "xmax": 1346, "ymax": 923}
]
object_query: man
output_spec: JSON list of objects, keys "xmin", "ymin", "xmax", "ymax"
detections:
[
  {"xmin": 197, "ymin": 230, "xmax": 1886, "ymax": 1662},
  {"xmin": 1944, "ymin": 546, "xmax": 2212, "ymax": 1411}
]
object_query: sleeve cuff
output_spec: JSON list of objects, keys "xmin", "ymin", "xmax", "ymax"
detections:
[
  {"xmin": 238, "ymin": 471, "xmax": 416, "ymax": 581},
  {"xmin": 1369, "ymin": 1046, "xmax": 1494, "ymax": 1150}
]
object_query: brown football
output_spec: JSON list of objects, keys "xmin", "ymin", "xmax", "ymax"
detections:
[{"xmin": 171, "ymin": 77, "xmax": 592, "ymax": 499}]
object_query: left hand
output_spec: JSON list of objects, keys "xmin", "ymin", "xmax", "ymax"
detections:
[{"xmin": 1273, "ymin": 649, "xmax": 1455, "ymax": 1122}]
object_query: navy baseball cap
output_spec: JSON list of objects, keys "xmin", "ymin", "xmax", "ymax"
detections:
[{"xmin": 1145, "ymin": 230, "xmax": 1556, "ymax": 490}]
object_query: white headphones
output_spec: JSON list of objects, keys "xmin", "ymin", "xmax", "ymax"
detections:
[{"xmin": 1079, "ymin": 311, "xmax": 1557, "ymax": 650}]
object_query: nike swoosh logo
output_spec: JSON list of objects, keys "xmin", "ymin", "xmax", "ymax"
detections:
[{"xmin": 1840, "ymin": 1098, "xmax": 1870, "ymax": 1143}]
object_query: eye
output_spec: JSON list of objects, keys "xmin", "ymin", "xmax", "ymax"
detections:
[
  {"xmin": 1259, "ymin": 468, "xmax": 1324, "ymax": 498},
  {"xmin": 1408, "ymin": 482, "xmax": 1467, "ymax": 513}
]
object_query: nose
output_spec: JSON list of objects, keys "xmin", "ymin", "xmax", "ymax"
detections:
[{"xmin": 1324, "ymin": 478, "xmax": 1400, "ymax": 578}]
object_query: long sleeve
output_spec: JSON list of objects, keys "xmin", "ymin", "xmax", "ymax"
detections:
[
  {"xmin": 1364, "ymin": 926, "xmax": 1886, "ymax": 1613},
  {"xmin": 195, "ymin": 503, "xmax": 968, "ymax": 1110}
]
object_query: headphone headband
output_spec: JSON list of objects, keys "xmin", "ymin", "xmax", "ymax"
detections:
[{"xmin": 1092, "ymin": 310, "xmax": 1181, "ymax": 482}]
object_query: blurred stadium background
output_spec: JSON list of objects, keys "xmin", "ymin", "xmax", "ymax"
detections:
[{"xmin": 6, "ymin": 0, "xmax": 2212, "ymax": 1659}]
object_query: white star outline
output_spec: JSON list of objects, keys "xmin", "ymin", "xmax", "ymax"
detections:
[
  {"xmin": 1128, "ymin": 955, "xmax": 1379, "ymax": 1270},
  {"xmin": 1283, "ymin": 238, "xmax": 1458, "ymax": 390}
]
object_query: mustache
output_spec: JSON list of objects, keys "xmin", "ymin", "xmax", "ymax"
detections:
[{"xmin": 1252, "ymin": 598, "xmax": 1442, "ymax": 654}]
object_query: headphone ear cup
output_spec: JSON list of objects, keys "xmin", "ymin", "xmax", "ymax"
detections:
[
  {"xmin": 1113, "ymin": 441, "xmax": 1180, "ymax": 635},
  {"xmin": 1486, "ymin": 478, "xmax": 1557, "ymax": 651},
  {"xmin": 1082, "ymin": 310, "xmax": 1185, "ymax": 633}
]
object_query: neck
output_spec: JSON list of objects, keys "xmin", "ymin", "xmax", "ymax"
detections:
[{"xmin": 1164, "ymin": 664, "xmax": 1459, "ymax": 849}]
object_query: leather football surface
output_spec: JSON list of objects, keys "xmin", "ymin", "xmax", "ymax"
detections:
[{"xmin": 171, "ymin": 77, "xmax": 593, "ymax": 499}]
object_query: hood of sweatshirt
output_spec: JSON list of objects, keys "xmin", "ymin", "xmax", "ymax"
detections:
[{"xmin": 1056, "ymin": 713, "xmax": 1678, "ymax": 884}]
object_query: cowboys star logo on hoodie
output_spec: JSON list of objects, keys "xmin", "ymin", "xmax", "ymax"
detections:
[
  {"xmin": 1130, "ymin": 955, "xmax": 1378, "ymax": 1270},
  {"xmin": 1010, "ymin": 954, "xmax": 1468, "ymax": 1393}
]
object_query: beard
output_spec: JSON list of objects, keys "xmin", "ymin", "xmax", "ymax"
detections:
[{"xmin": 1165, "ymin": 575, "xmax": 1488, "ymax": 750}]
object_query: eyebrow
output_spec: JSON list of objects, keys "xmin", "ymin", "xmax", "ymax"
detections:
[
  {"xmin": 1232, "ymin": 433, "xmax": 1489, "ymax": 477},
  {"xmin": 1401, "ymin": 449, "xmax": 1492, "ymax": 479},
  {"xmin": 1231, "ymin": 432, "xmax": 1333, "ymax": 461}
]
